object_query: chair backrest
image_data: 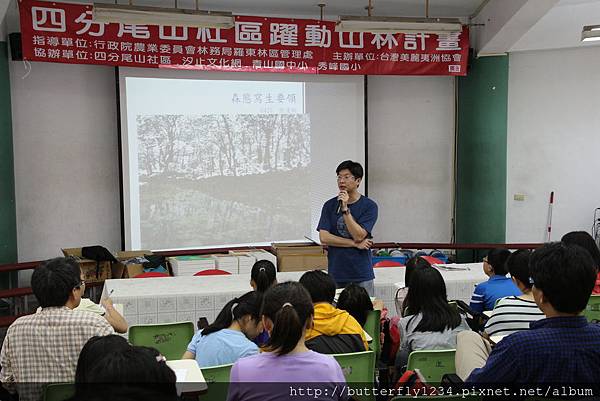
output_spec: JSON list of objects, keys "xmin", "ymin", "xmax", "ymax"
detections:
[
  {"xmin": 200, "ymin": 363, "xmax": 233, "ymax": 401},
  {"xmin": 128, "ymin": 321, "xmax": 195, "ymax": 360},
  {"xmin": 194, "ymin": 269, "xmax": 232, "ymax": 276},
  {"xmin": 43, "ymin": 383, "xmax": 75, "ymax": 401},
  {"xmin": 406, "ymin": 349, "xmax": 456, "ymax": 383},
  {"xmin": 584, "ymin": 294, "xmax": 600, "ymax": 322},
  {"xmin": 363, "ymin": 310, "xmax": 381, "ymax": 360},
  {"xmin": 332, "ymin": 350, "xmax": 375, "ymax": 401},
  {"xmin": 420, "ymin": 256, "xmax": 444, "ymax": 265}
]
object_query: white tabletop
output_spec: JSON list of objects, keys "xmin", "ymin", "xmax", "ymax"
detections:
[
  {"xmin": 165, "ymin": 359, "xmax": 207, "ymax": 394},
  {"xmin": 104, "ymin": 264, "xmax": 487, "ymax": 326}
]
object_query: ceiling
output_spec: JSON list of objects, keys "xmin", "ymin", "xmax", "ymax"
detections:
[
  {"xmin": 512, "ymin": 0, "xmax": 600, "ymax": 52},
  {"xmin": 3, "ymin": 0, "xmax": 600, "ymax": 52},
  {"xmin": 2, "ymin": 0, "xmax": 486, "ymax": 22}
]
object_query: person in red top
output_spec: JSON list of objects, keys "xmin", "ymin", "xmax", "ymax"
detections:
[{"xmin": 561, "ymin": 231, "xmax": 600, "ymax": 294}]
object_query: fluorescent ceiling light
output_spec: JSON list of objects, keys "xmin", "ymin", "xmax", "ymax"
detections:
[
  {"xmin": 92, "ymin": 3, "xmax": 234, "ymax": 28},
  {"xmin": 582, "ymin": 25, "xmax": 600, "ymax": 42},
  {"xmin": 336, "ymin": 16, "xmax": 462, "ymax": 34}
]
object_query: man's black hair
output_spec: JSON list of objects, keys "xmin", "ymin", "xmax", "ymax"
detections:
[
  {"xmin": 530, "ymin": 242, "xmax": 596, "ymax": 313},
  {"xmin": 31, "ymin": 257, "xmax": 81, "ymax": 308},
  {"xmin": 336, "ymin": 160, "xmax": 364, "ymax": 179},
  {"xmin": 299, "ymin": 270, "xmax": 336, "ymax": 304}
]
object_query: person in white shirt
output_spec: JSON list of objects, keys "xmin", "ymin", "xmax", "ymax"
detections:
[{"xmin": 484, "ymin": 249, "xmax": 544, "ymax": 337}]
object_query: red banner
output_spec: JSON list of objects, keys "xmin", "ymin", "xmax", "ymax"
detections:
[{"xmin": 19, "ymin": 0, "xmax": 469, "ymax": 75}]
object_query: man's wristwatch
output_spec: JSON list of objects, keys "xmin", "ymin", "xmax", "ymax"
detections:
[{"xmin": 342, "ymin": 209, "xmax": 350, "ymax": 215}]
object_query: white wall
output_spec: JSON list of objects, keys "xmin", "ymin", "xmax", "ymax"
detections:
[
  {"xmin": 10, "ymin": 61, "xmax": 121, "ymax": 263},
  {"xmin": 368, "ymin": 76, "xmax": 455, "ymax": 243},
  {"xmin": 9, "ymin": 64, "xmax": 457, "ymax": 262},
  {"xmin": 507, "ymin": 46, "xmax": 600, "ymax": 242}
]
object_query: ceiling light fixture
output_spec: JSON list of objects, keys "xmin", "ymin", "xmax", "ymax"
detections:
[
  {"xmin": 336, "ymin": 0, "xmax": 462, "ymax": 34},
  {"xmin": 92, "ymin": 2, "xmax": 235, "ymax": 29},
  {"xmin": 581, "ymin": 25, "xmax": 600, "ymax": 42}
]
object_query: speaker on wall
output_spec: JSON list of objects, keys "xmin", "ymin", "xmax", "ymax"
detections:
[{"xmin": 8, "ymin": 32, "xmax": 22, "ymax": 61}]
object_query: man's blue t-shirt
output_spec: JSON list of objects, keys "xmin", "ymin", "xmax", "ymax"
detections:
[{"xmin": 317, "ymin": 195, "xmax": 378, "ymax": 283}]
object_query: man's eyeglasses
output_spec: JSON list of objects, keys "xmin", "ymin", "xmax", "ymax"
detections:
[{"xmin": 337, "ymin": 175, "xmax": 356, "ymax": 182}]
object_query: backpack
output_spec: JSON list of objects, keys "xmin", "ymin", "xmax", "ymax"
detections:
[
  {"xmin": 452, "ymin": 299, "xmax": 489, "ymax": 332},
  {"xmin": 81, "ymin": 246, "xmax": 117, "ymax": 278},
  {"xmin": 380, "ymin": 315, "xmax": 401, "ymax": 365},
  {"xmin": 394, "ymin": 369, "xmax": 437, "ymax": 397}
]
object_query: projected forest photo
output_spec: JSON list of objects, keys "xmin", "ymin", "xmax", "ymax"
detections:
[{"xmin": 136, "ymin": 113, "xmax": 311, "ymax": 249}]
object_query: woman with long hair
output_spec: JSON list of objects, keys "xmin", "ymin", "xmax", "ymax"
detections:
[
  {"xmin": 227, "ymin": 282, "xmax": 346, "ymax": 401},
  {"xmin": 182, "ymin": 290, "xmax": 263, "ymax": 367},
  {"xmin": 396, "ymin": 266, "xmax": 469, "ymax": 371},
  {"xmin": 394, "ymin": 256, "xmax": 432, "ymax": 316}
]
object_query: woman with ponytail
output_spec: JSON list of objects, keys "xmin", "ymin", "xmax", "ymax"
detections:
[
  {"xmin": 227, "ymin": 282, "xmax": 346, "ymax": 401},
  {"xmin": 182, "ymin": 291, "xmax": 263, "ymax": 367},
  {"xmin": 249, "ymin": 260, "xmax": 277, "ymax": 346},
  {"xmin": 250, "ymin": 260, "xmax": 277, "ymax": 293}
]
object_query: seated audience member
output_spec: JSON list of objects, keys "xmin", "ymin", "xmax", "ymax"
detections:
[
  {"xmin": 249, "ymin": 260, "xmax": 277, "ymax": 346},
  {"xmin": 75, "ymin": 335, "xmax": 132, "ymax": 383},
  {"xmin": 455, "ymin": 243, "xmax": 600, "ymax": 383},
  {"xmin": 299, "ymin": 270, "xmax": 368, "ymax": 354},
  {"xmin": 395, "ymin": 256, "xmax": 432, "ymax": 316},
  {"xmin": 0, "ymin": 257, "xmax": 114, "ymax": 401},
  {"xmin": 337, "ymin": 283, "xmax": 373, "ymax": 326},
  {"xmin": 396, "ymin": 266, "xmax": 469, "ymax": 370},
  {"xmin": 250, "ymin": 260, "xmax": 277, "ymax": 293},
  {"xmin": 484, "ymin": 250, "xmax": 544, "ymax": 337},
  {"xmin": 469, "ymin": 248, "xmax": 520, "ymax": 313},
  {"xmin": 227, "ymin": 282, "xmax": 346, "ymax": 401},
  {"xmin": 182, "ymin": 291, "xmax": 262, "ymax": 367},
  {"xmin": 562, "ymin": 230, "xmax": 600, "ymax": 294},
  {"xmin": 74, "ymin": 339, "xmax": 177, "ymax": 401}
]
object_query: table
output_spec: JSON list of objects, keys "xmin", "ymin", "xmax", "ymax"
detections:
[{"xmin": 102, "ymin": 264, "xmax": 487, "ymax": 327}]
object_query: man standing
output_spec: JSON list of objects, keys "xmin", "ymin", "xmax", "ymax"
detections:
[
  {"xmin": 0, "ymin": 257, "xmax": 114, "ymax": 400},
  {"xmin": 317, "ymin": 160, "xmax": 378, "ymax": 296}
]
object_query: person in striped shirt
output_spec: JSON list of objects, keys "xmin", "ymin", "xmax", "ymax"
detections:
[
  {"xmin": 469, "ymin": 248, "xmax": 521, "ymax": 313},
  {"xmin": 484, "ymin": 250, "xmax": 544, "ymax": 337}
]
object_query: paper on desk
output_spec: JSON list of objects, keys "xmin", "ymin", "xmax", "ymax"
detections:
[
  {"xmin": 173, "ymin": 369, "xmax": 187, "ymax": 395},
  {"xmin": 490, "ymin": 334, "xmax": 507, "ymax": 344},
  {"xmin": 173, "ymin": 369, "xmax": 187, "ymax": 382}
]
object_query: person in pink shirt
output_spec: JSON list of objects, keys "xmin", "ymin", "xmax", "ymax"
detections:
[{"xmin": 227, "ymin": 282, "xmax": 347, "ymax": 401}]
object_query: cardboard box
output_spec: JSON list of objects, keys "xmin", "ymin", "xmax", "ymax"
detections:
[
  {"xmin": 272, "ymin": 243, "xmax": 325, "ymax": 255},
  {"xmin": 272, "ymin": 243, "xmax": 328, "ymax": 272},
  {"xmin": 115, "ymin": 250, "xmax": 154, "ymax": 278},
  {"xmin": 61, "ymin": 248, "xmax": 112, "ymax": 283}
]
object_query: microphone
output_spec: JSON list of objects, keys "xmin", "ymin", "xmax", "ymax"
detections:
[{"xmin": 336, "ymin": 199, "xmax": 343, "ymax": 214}]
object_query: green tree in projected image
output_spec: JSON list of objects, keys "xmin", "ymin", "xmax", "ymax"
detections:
[{"xmin": 136, "ymin": 114, "xmax": 311, "ymax": 249}]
